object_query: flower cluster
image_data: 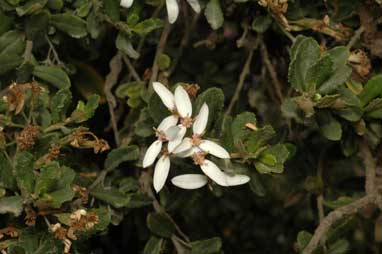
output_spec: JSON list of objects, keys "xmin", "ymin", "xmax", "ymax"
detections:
[
  {"xmin": 143, "ymin": 82, "xmax": 250, "ymax": 192},
  {"xmin": 120, "ymin": 0, "xmax": 200, "ymax": 24}
]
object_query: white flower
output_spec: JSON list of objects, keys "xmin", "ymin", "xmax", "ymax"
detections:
[
  {"xmin": 173, "ymin": 103, "xmax": 230, "ymax": 159},
  {"xmin": 142, "ymin": 119, "xmax": 180, "ymax": 192},
  {"xmin": 120, "ymin": 0, "xmax": 201, "ymax": 24},
  {"xmin": 152, "ymin": 82, "xmax": 193, "ymax": 151},
  {"xmin": 171, "ymin": 103, "xmax": 250, "ymax": 189},
  {"xmin": 145, "ymin": 82, "xmax": 250, "ymax": 192},
  {"xmin": 120, "ymin": 0, "xmax": 133, "ymax": 8}
]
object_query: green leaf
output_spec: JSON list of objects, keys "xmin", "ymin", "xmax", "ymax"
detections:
[
  {"xmin": 0, "ymin": 11, "xmax": 13, "ymax": 35},
  {"xmin": 194, "ymin": 87, "xmax": 225, "ymax": 131},
  {"xmin": 249, "ymin": 172, "xmax": 266, "ymax": 196},
  {"xmin": 25, "ymin": 11, "xmax": 49, "ymax": 40},
  {"xmin": 116, "ymin": 32, "xmax": 140, "ymax": 59},
  {"xmin": 90, "ymin": 187, "xmax": 130, "ymax": 208},
  {"xmin": 306, "ymin": 55, "xmax": 333, "ymax": 92},
  {"xmin": 191, "ymin": 237, "xmax": 222, "ymax": 254},
  {"xmin": 147, "ymin": 212, "xmax": 175, "ymax": 238},
  {"xmin": 33, "ymin": 162, "xmax": 75, "ymax": 208},
  {"xmin": 50, "ymin": 13, "xmax": 87, "ymax": 38},
  {"xmin": 70, "ymin": 94, "xmax": 100, "ymax": 123},
  {"xmin": 316, "ymin": 111, "xmax": 342, "ymax": 141},
  {"xmin": 296, "ymin": 231, "xmax": 312, "ymax": 251},
  {"xmin": 131, "ymin": 18, "xmax": 164, "ymax": 35},
  {"xmin": 251, "ymin": 15, "xmax": 272, "ymax": 33},
  {"xmin": 157, "ymin": 54, "xmax": 171, "ymax": 70},
  {"xmin": 0, "ymin": 153, "xmax": 16, "ymax": 190},
  {"xmin": 143, "ymin": 236, "xmax": 164, "ymax": 254},
  {"xmin": 0, "ymin": 196, "xmax": 23, "ymax": 216},
  {"xmin": 126, "ymin": 193, "xmax": 153, "ymax": 208},
  {"xmin": 245, "ymin": 125, "xmax": 275, "ymax": 154},
  {"xmin": 317, "ymin": 65, "xmax": 352, "ymax": 95},
  {"xmin": 255, "ymin": 144, "xmax": 289, "ymax": 174},
  {"xmin": 205, "ymin": 0, "xmax": 224, "ymax": 30},
  {"xmin": 0, "ymin": 30, "xmax": 25, "ymax": 55},
  {"xmin": 15, "ymin": 0, "xmax": 48, "ymax": 16},
  {"xmin": 288, "ymin": 36, "xmax": 320, "ymax": 92},
  {"xmin": 231, "ymin": 112, "xmax": 257, "ymax": 145},
  {"xmin": 104, "ymin": 145, "xmax": 140, "ymax": 170},
  {"xmin": 14, "ymin": 152, "xmax": 35, "ymax": 195},
  {"xmin": 358, "ymin": 75, "xmax": 382, "ymax": 107},
  {"xmin": 0, "ymin": 53, "xmax": 23, "ymax": 75},
  {"xmin": 323, "ymin": 196, "xmax": 357, "ymax": 209},
  {"xmin": 50, "ymin": 88, "xmax": 72, "ymax": 123},
  {"xmin": 317, "ymin": 47, "xmax": 352, "ymax": 94},
  {"xmin": 102, "ymin": 0, "xmax": 120, "ymax": 22},
  {"xmin": 33, "ymin": 65, "xmax": 71, "ymax": 89},
  {"xmin": 10, "ymin": 230, "xmax": 60, "ymax": 254},
  {"xmin": 47, "ymin": 0, "xmax": 63, "ymax": 11}
]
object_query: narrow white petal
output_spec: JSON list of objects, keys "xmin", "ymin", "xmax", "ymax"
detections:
[
  {"xmin": 186, "ymin": 0, "xmax": 201, "ymax": 13},
  {"xmin": 153, "ymin": 155, "xmax": 171, "ymax": 192},
  {"xmin": 222, "ymin": 173, "xmax": 250, "ymax": 186},
  {"xmin": 172, "ymin": 137, "xmax": 193, "ymax": 154},
  {"xmin": 166, "ymin": 0, "xmax": 179, "ymax": 24},
  {"xmin": 120, "ymin": 0, "xmax": 133, "ymax": 8},
  {"xmin": 164, "ymin": 126, "xmax": 181, "ymax": 141},
  {"xmin": 174, "ymin": 86, "xmax": 192, "ymax": 118},
  {"xmin": 167, "ymin": 125, "xmax": 187, "ymax": 152},
  {"xmin": 143, "ymin": 140, "xmax": 162, "ymax": 168},
  {"xmin": 175, "ymin": 146, "xmax": 199, "ymax": 158},
  {"xmin": 193, "ymin": 103, "xmax": 209, "ymax": 135},
  {"xmin": 157, "ymin": 115, "xmax": 179, "ymax": 132},
  {"xmin": 200, "ymin": 160, "xmax": 228, "ymax": 186},
  {"xmin": 171, "ymin": 174, "xmax": 208, "ymax": 189},
  {"xmin": 153, "ymin": 82, "xmax": 175, "ymax": 110},
  {"xmin": 199, "ymin": 140, "xmax": 230, "ymax": 159}
]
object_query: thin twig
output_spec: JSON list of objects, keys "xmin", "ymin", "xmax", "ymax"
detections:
[
  {"xmin": 140, "ymin": 172, "xmax": 190, "ymax": 242},
  {"xmin": 260, "ymin": 40, "xmax": 284, "ymax": 104},
  {"xmin": 149, "ymin": 23, "xmax": 172, "ymax": 89},
  {"xmin": 122, "ymin": 55, "xmax": 142, "ymax": 82},
  {"xmin": 303, "ymin": 194, "xmax": 375, "ymax": 254},
  {"xmin": 303, "ymin": 140, "xmax": 380, "ymax": 254},
  {"xmin": 226, "ymin": 36, "xmax": 261, "ymax": 115},
  {"xmin": 168, "ymin": 13, "xmax": 200, "ymax": 77},
  {"xmin": 346, "ymin": 26, "xmax": 365, "ymax": 49},
  {"xmin": 23, "ymin": 40, "xmax": 33, "ymax": 62},
  {"xmin": 360, "ymin": 140, "xmax": 377, "ymax": 196},
  {"xmin": 104, "ymin": 52, "xmax": 123, "ymax": 146}
]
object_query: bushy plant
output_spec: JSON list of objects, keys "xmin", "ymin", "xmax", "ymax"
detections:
[{"xmin": 0, "ymin": 0, "xmax": 382, "ymax": 253}]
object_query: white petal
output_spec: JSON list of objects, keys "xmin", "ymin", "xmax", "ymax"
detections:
[
  {"xmin": 200, "ymin": 160, "xmax": 228, "ymax": 186},
  {"xmin": 142, "ymin": 140, "xmax": 162, "ymax": 168},
  {"xmin": 175, "ymin": 86, "xmax": 192, "ymax": 118},
  {"xmin": 167, "ymin": 125, "xmax": 187, "ymax": 152},
  {"xmin": 193, "ymin": 103, "xmax": 209, "ymax": 135},
  {"xmin": 166, "ymin": 0, "xmax": 179, "ymax": 24},
  {"xmin": 222, "ymin": 173, "xmax": 250, "ymax": 186},
  {"xmin": 172, "ymin": 137, "xmax": 193, "ymax": 154},
  {"xmin": 120, "ymin": 0, "xmax": 133, "ymax": 8},
  {"xmin": 199, "ymin": 140, "xmax": 230, "ymax": 159},
  {"xmin": 171, "ymin": 174, "xmax": 208, "ymax": 189},
  {"xmin": 186, "ymin": 0, "xmax": 201, "ymax": 13},
  {"xmin": 157, "ymin": 115, "xmax": 179, "ymax": 132},
  {"xmin": 175, "ymin": 146, "xmax": 200, "ymax": 158},
  {"xmin": 164, "ymin": 126, "xmax": 181, "ymax": 141},
  {"xmin": 153, "ymin": 155, "xmax": 170, "ymax": 192},
  {"xmin": 153, "ymin": 82, "xmax": 175, "ymax": 110}
]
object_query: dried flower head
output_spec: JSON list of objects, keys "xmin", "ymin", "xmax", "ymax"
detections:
[
  {"xmin": 348, "ymin": 49, "xmax": 371, "ymax": 77},
  {"xmin": 16, "ymin": 125, "xmax": 40, "ymax": 150}
]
